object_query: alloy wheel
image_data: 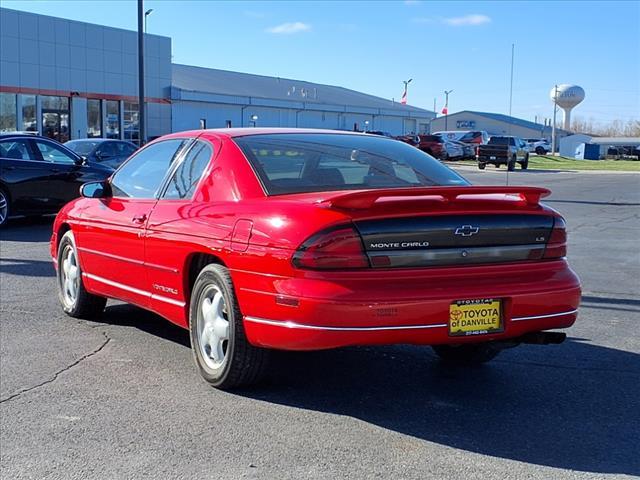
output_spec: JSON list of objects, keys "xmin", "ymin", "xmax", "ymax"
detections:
[{"xmin": 197, "ymin": 285, "xmax": 230, "ymax": 369}]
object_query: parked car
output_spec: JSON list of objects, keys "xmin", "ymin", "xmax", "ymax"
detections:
[
  {"xmin": 450, "ymin": 140, "xmax": 475, "ymax": 160},
  {"xmin": 364, "ymin": 130, "xmax": 393, "ymax": 138},
  {"xmin": 417, "ymin": 134, "xmax": 462, "ymax": 160},
  {"xmin": 526, "ymin": 138, "xmax": 552, "ymax": 155},
  {"xmin": 0, "ymin": 134, "xmax": 114, "ymax": 226},
  {"xmin": 458, "ymin": 130, "xmax": 490, "ymax": 146},
  {"xmin": 51, "ymin": 128, "xmax": 580, "ymax": 389},
  {"xmin": 65, "ymin": 139, "xmax": 138, "ymax": 170},
  {"xmin": 395, "ymin": 134, "xmax": 420, "ymax": 147},
  {"xmin": 477, "ymin": 136, "xmax": 529, "ymax": 170},
  {"xmin": 435, "ymin": 131, "xmax": 490, "ymax": 146}
]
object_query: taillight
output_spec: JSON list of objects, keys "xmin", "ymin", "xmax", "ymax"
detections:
[
  {"xmin": 292, "ymin": 225, "xmax": 369, "ymax": 270},
  {"xmin": 543, "ymin": 217, "xmax": 567, "ymax": 259}
]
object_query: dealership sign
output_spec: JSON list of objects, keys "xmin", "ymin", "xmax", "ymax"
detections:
[{"xmin": 456, "ymin": 120, "xmax": 476, "ymax": 128}]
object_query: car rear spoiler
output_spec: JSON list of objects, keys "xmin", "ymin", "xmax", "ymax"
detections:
[{"xmin": 321, "ymin": 186, "xmax": 551, "ymax": 210}]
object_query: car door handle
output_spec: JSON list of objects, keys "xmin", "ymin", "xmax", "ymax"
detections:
[
  {"xmin": 132, "ymin": 214, "xmax": 148, "ymax": 224},
  {"xmin": 51, "ymin": 168, "xmax": 60, "ymax": 173}
]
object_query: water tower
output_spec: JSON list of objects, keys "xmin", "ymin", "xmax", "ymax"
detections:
[{"xmin": 550, "ymin": 84, "xmax": 585, "ymax": 130}]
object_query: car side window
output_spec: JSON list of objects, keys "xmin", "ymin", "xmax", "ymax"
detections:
[
  {"xmin": 118, "ymin": 143, "xmax": 137, "ymax": 157},
  {"xmin": 34, "ymin": 141, "xmax": 77, "ymax": 164},
  {"xmin": 0, "ymin": 140, "xmax": 33, "ymax": 160},
  {"xmin": 162, "ymin": 140, "xmax": 212, "ymax": 200},
  {"xmin": 111, "ymin": 139, "xmax": 189, "ymax": 199},
  {"xmin": 96, "ymin": 142, "xmax": 118, "ymax": 158}
]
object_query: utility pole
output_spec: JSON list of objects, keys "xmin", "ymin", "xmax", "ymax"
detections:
[
  {"xmin": 443, "ymin": 90, "xmax": 453, "ymax": 130},
  {"xmin": 137, "ymin": 0, "xmax": 146, "ymax": 146},
  {"xmin": 508, "ymin": 43, "xmax": 514, "ymax": 136},
  {"xmin": 551, "ymin": 84, "xmax": 558, "ymax": 155}
]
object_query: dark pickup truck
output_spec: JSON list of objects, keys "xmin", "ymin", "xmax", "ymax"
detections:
[{"xmin": 477, "ymin": 136, "xmax": 529, "ymax": 171}]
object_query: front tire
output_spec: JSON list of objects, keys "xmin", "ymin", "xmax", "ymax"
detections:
[
  {"xmin": 535, "ymin": 147, "xmax": 546, "ymax": 155},
  {"xmin": 521, "ymin": 154, "xmax": 529, "ymax": 170},
  {"xmin": 432, "ymin": 343, "xmax": 501, "ymax": 366},
  {"xmin": 507, "ymin": 156, "xmax": 516, "ymax": 171},
  {"xmin": 57, "ymin": 231, "xmax": 107, "ymax": 318},
  {"xmin": 189, "ymin": 264, "xmax": 269, "ymax": 389},
  {"xmin": 0, "ymin": 188, "xmax": 9, "ymax": 227}
]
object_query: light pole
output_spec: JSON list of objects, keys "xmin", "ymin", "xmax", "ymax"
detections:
[
  {"xmin": 250, "ymin": 114, "xmax": 258, "ymax": 127},
  {"xmin": 551, "ymin": 84, "xmax": 558, "ymax": 155},
  {"xmin": 364, "ymin": 120, "xmax": 369, "ymax": 132},
  {"xmin": 137, "ymin": 0, "xmax": 145, "ymax": 146},
  {"xmin": 143, "ymin": 8, "xmax": 152, "ymax": 146},
  {"xmin": 443, "ymin": 90, "xmax": 453, "ymax": 130}
]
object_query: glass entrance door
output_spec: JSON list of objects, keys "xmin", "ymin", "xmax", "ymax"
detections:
[{"xmin": 42, "ymin": 110, "xmax": 70, "ymax": 143}]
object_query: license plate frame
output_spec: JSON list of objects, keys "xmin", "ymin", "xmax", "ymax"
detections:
[{"xmin": 449, "ymin": 298, "xmax": 503, "ymax": 337}]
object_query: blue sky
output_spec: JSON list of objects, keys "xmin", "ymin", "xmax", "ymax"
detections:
[{"xmin": 4, "ymin": 0, "xmax": 639, "ymax": 124}]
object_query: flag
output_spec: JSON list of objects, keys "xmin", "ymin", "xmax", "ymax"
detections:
[
  {"xmin": 441, "ymin": 107, "xmax": 448, "ymax": 115},
  {"xmin": 400, "ymin": 88, "xmax": 407, "ymax": 105}
]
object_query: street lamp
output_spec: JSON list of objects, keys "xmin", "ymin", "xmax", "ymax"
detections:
[
  {"xmin": 250, "ymin": 114, "xmax": 258, "ymax": 127},
  {"xmin": 144, "ymin": 8, "xmax": 153, "ymax": 33},
  {"xmin": 364, "ymin": 120, "xmax": 370, "ymax": 132},
  {"xmin": 443, "ymin": 89, "xmax": 454, "ymax": 130}
]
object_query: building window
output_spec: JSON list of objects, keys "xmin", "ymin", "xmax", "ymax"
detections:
[
  {"xmin": 87, "ymin": 99, "xmax": 102, "ymax": 138},
  {"xmin": 0, "ymin": 93, "xmax": 17, "ymax": 132},
  {"xmin": 106, "ymin": 100, "xmax": 120, "ymax": 139},
  {"xmin": 21, "ymin": 95, "xmax": 36, "ymax": 132},
  {"xmin": 123, "ymin": 101, "xmax": 139, "ymax": 145},
  {"xmin": 41, "ymin": 95, "xmax": 70, "ymax": 143}
]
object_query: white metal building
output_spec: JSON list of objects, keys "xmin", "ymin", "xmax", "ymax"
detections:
[
  {"xmin": 559, "ymin": 134, "xmax": 640, "ymax": 159},
  {"xmin": 429, "ymin": 110, "xmax": 570, "ymax": 140},
  {"xmin": 171, "ymin": 64, "xmax": 434, "ymax": 135},
  {"xmin": 0, "ymin": 7, "xmax": 434, "ymax": 143}
]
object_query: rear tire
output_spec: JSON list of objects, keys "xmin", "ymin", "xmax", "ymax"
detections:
[
  {"xmin": 57, "ymin": 231, "xmax": 107, "ymax": 318},
  {"xmin": 189, "ymin": 264, "xmax": 270, "ymax": 390},
  {"xmin": 478, "ymin": 163, "xmax": 486, "ymax": 170},
  {"xmin": 0, "ymin": 188, "xmax": 9, "ymax": 227},
  {"xmin": 432, "ymin": 343, "xmax": 501, "ymax": 366}
]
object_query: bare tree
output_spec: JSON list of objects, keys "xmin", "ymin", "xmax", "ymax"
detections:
[{"xmin": 572, "ymin": 117, "xmax": 640, "ymax": 137}]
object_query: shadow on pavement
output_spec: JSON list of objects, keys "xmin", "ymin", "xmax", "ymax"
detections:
[
  {"xmin": 0, "ymin": 216, "xmax": 54, "ymax": 242},
  {"xmin": 241, "ymin": 340, "xmax": 639, "ymax": 476},
  {"xmin": 99, "ymin": 303, "xmax": 191, "ymax": 348},
  {"xmin": 99, "ymin": 300, "xmax": 639, "ymax": 476},
  {"xmin": 0, "ymin": 258, "xmax": 55, "ymax": 277}
]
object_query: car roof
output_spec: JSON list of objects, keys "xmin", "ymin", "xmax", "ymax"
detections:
[{"xmin": 171, "ymin": 127, "xmax": 370, "ymax": 140}]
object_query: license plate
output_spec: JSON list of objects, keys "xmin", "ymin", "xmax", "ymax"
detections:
[
  {"xmin": 449, "ymin": 299, "xmax": 502, "ymax": 336},
  {"xmin": 490, "ymin": 155, "xmax": 496, "ymax": 160}
]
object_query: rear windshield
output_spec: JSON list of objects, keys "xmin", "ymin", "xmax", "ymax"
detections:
[
  {"xmin": 234, "ymin": 133, "xmax": 469, "ymax": 195},
  {"xmin": 488, "ymin": 137, "xmax": 513, "ymax": 145}
]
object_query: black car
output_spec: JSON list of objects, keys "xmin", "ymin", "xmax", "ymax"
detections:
[
  {"xmin": 0, "ymin": 134, "xmax": 114, "ymax": 226},
  {"xmin": 65, "ymin": 139, "xmax": 138, "ymax": 170}
]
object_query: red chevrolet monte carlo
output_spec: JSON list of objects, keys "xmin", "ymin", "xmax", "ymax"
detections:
[{"xmin": 50, "ymin": 128, "xmax": 581, "ymax": 389}]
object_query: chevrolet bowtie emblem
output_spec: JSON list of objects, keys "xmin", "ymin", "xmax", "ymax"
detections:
[{"xmin": 454, "ymin": 225, "xmax": 480, "ymax": 237}]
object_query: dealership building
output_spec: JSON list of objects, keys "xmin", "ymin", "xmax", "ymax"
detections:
[
  {"xmin": 429, "ymin": 110, "xmax": 570, "ymax": 140},
  {"xmin": 0, "ymin": 7, "xmax": 435, "ymax": 144}
]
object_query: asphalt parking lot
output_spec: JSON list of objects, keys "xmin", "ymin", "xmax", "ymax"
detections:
[{"xmin": 1, "ymin": 167, "xmax": 639, "ymax": 480}]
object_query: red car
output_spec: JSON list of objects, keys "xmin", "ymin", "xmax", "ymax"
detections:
[{"xmin": 51, "ymin": 128, "xmax": 581, "ymax": 389}]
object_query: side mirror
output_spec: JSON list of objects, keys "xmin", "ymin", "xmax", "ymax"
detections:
[{"xmin": 80, "ymin": 181, "xmax": 110, "ymax": 199}]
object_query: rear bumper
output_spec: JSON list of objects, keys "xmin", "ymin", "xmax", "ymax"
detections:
[{"xmin": 234, "ymin": 260, "xmax": 581, "ymax": 350}]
